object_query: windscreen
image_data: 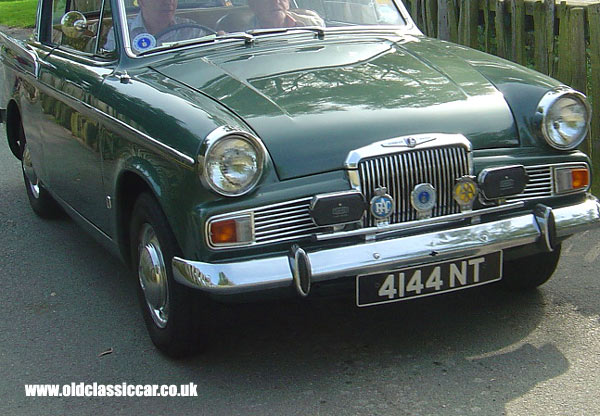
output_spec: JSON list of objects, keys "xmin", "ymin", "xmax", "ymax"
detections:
[{"xmin": 116, "ymin": 0, "xmax": 406, "ymax": 54}]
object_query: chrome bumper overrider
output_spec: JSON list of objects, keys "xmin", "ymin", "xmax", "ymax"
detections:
[{"xmin": 173, "ymin": 196, "xmax": 600, "ymax": 295}]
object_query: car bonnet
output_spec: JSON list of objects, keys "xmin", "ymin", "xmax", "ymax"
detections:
[{"xmin": 152, "ymin": 34, "xmax": 519, "ymax": 180}]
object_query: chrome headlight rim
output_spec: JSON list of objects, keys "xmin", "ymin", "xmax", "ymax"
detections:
[
  {"xmin": 538, "ymin": 87, "xmax": 591, "ymax": 151},
  {"xmin": 199, "ymin": 126, "xmax": 266, "ymax": 197}
]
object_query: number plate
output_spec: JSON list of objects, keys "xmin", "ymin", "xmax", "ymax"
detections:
[{"xmin": 356, "ymin": 251, "xmax": 503, "ymax": 307}]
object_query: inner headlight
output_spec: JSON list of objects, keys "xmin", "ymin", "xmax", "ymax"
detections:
[
  {"xmin": 538, "ymin": 87, "xmax": 591, "ymax": 150},
  {"xmin": 202, "ymin": 131, "xmax": 265, "ymax": 197}
]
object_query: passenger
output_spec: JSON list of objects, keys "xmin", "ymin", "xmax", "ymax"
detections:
[
  {"xmin": 247, "ymin": 0, "xmax": 324, "ymax": 29},
  {"xmin": 105, "ymin": 0, "xmax": 210, "ymax": 51}
]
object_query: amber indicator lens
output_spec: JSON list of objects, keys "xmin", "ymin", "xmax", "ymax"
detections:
[
  {"xmin": 208, "ymin": 215, "xmax": 253, "ymax": 246},
  {"xmin": 571, "ymin": 168, "xmax": 589, "ymax": 189},
  {"xmin": 555, "ymin": 166, "xmax": 590, "ymax": 193},
  {"xmin": 210, "ymin": 219, "xmax": 237, "ymax": 244}
]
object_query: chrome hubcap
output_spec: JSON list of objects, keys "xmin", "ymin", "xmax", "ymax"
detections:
[
  {"xmin": 22, "ymin": 144, "xmax": 40, "ymax": 199},
  {"xmin": 138, "ymin": 223, "xmax": 169, "ymax": 328}
]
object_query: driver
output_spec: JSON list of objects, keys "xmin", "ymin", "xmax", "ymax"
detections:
[
  {"xmin": 247, "ymin": 0, "xmax": 324, "ymax": 29},
  {"xmin": 105, "ymin": 0, "xmax": 211, "ymax": 51}
]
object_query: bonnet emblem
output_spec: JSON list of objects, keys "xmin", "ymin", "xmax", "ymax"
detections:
[{"xmin": 381, "ymin": 136, "xmax": 436, "ymax": 148}]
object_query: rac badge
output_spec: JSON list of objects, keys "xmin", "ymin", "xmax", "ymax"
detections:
[
  {"xmin": 411, "ymin": 183, "xmax": 436, "ymax": 219},
  {"xmin": 370, "ymin": 187, "xmax": 394, "ymax": 223}
]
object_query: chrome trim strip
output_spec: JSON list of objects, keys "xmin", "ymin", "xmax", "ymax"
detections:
[
  {"xmin": 118, "ymin": 0, "xmax": 135, "ymax": 57},
  {"xmin": 315, "ymin": 201, "xmax": 524, "ymax": 241},
  {"xmin": 173, "ymin": 196, "xmax": 600, "ymax": 294},
  {"xmin": 35, "ymin": 0, "xmax": 42, "ymax": 43},
  {"xmin": 73, "ymin": 96, "xmax": 196, "ymax": 166}
]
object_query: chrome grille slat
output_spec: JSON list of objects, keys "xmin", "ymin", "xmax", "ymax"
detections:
[
  {"xmin": 255, "ymin": 226, "xmax": 316, "ymax": 240},
  {"xmin": 254, "ymin": 207, "xmax": 309, "ymax": 218},
  {"xmin": 359, "ymin": 145, "xmax": 469, "ymax": 226},
  {"xmin": 251, "ymin": 198, "xmax": 325, "ymax": 245},
  {"xmin": 506, "ymin": 166, "xmax": 552, "ymax": 201},
  {"xmin": 254, "ymin": 216, "xmax": 313, "ymax": 230},
  {"xmin": 255, "ymin": 233, "xmax": 314, "ymax": 243}
]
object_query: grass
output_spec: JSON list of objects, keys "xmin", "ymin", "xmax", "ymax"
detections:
[{"xmin": 0, "ymin": 0, "xmax": 37, "ymax": 28}]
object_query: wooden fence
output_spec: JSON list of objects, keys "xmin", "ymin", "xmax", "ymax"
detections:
[{"xmin": 404, "ymin": 0, "xmax": 600, "ymax": 166}]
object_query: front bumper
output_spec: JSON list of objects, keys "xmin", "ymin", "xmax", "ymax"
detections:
[{"xmin": 173, "ymin": 195, "xmax": 600, "ymax": 296}]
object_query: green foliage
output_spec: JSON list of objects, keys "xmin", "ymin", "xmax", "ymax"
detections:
[{"xmin": 0, "ymin": 0, "xmax": 37, "ymax": 28}]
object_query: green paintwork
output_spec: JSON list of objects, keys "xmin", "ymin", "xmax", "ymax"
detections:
[
  {"xmin": 154, "ymin": 34, "xmax": 523, "ymax": 179},
  {"xmin": 0, "ymin": 0, "xmax": 592, "ymax": 263}
]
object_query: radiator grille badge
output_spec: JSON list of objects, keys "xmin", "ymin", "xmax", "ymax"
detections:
[
  {"xmin": 411, "ymin": 183, "xmax": 436, "ymax": 219},
  {"xmin": 369, "ymin": 187, "xmax": 394, "ymax": 224}
]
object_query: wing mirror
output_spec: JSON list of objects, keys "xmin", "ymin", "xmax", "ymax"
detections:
[{"xmin": 60, "ymin": 11, "xmax": 94, "ymax": 38}]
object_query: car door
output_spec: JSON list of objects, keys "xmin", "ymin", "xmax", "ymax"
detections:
[{"xmin": 30, "ymin": 0, "xmax": 116, "ymax": 233}]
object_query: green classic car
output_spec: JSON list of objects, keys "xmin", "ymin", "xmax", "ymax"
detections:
[{"xmin": 1, "ymin": 0, "xmax": 599, "ymax": 356}]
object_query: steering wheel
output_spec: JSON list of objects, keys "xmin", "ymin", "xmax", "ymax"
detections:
[{"xmin": 155, "ymin": 23, "xmax": 217, "ymax": 40}]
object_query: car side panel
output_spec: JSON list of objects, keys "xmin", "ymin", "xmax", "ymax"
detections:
[{"xmin": 32, "ymin": 46, "xmax": 115, "ymax": 232}]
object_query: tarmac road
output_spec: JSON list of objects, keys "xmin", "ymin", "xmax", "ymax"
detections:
[{"xmin": 1, "ymin": 125, "xmax": 600, "ymax": 415}]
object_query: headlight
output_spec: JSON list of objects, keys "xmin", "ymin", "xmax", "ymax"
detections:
[
  {"xmin": 201, "ymin": 128, "xmax": 265, "ymax": 197},
  {"xmin": 537, "ymin": 87, "xmax": 591, "ymax": 150}
]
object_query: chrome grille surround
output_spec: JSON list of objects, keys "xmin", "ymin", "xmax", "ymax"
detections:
[
  {"xmin": 506, "ymin": 162, "xmax": 590, "ymax": 201},
  {"xmin": 206, "ymin": 197, "xmax": 328, "ymax": 249},
  {"xmin": 345, "ymin": 133, "xmax": 473, "ymax": 227}
]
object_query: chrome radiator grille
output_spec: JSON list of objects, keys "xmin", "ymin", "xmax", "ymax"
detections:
[{"xmin": 359, "ymin": 145, "xmax": 470, "ymax": 226}]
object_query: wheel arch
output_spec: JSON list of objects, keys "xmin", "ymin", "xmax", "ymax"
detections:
[
  {"xmin": 115, "ymin": 169, "xmax": 159, "ymax": 268},
  {"xmin": 5, "ymin": 99, "xmax": 24, "ymax": 160}
]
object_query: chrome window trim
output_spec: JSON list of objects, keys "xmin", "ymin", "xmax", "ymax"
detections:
[
  {"xmin": 198, "ymin": 126, "xmax": 267, "ymax": 197},
  {"xmin": 537, "ymin": 86, "xmax": 591, "ymax": 150},
  {"xmin": 35, "ymin": 0, "xmax": 42, "ymax": 42}
]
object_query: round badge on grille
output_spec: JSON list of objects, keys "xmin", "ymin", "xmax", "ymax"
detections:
[
  {"xmin": 370, "ymin": 187, "xmax": 394, "ymax": 221},
  {"xmin": 411, "ymin": 183, "xmax": 436, "ymax": 219},
  {"xmin": 453, "ymin": 176, "xmax": 478, "ymax": 211}
]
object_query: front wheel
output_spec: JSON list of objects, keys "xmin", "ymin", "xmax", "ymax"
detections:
[
  {"xmin": 501, "ymin": 245, "xmax": 562, "ymax": 290},
  {"xmin": 130, "ymin": 193, "xmax": 208, "ymax": 357}
]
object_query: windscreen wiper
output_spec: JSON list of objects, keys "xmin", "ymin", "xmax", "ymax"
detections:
[
  {"xmin": 247, "ymin": 26, "xmax": 326, "ymax": 39},
  {"xmin": 138, "ymin": 33, "xmax": 256, "ymax": 56}
]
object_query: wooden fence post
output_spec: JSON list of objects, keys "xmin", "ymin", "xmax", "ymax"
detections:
[
  {"xmin": 544, "ymin": 0, "xmax": 555, "ymax": 77},
  {"xmin": 588, "ymin": 4, "xmax": 600, "ymax": 160},
  {"xmin": 511, "ymin": 0, "xmax": 526, "ymax": 65},
  {"xmin": 495, "ymin": 0, "xmax": 507, "ymax": 58},
  {"xmin": 466, "ymin": 0, "xmax": 479, "ymax": 48},
  {"xmin": 568, "ymin": 8, "xmax": 586, "ymax": 94},
  {"xmin": 533, "ymin": 0, "xmax": 548, "ymax": 74},
  {"xmin": 447, "ymin": 0, "xmax": 459, "ymax": 42},
  {"xmin": 556, "ymin": 2, "xmax": 570, "ymax": 84},
  {"xmin": 425, "ymin": 0, "xmax": 438, "ymax": 37},
  {"xmin": 437, "ymin": 0, "xmax": 450, "ymax": 40},
  {"xmin": 483, "ymin": 0, "xmax": 491, "ymax": 53}
]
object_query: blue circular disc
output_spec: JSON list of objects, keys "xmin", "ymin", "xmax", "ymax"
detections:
[{"xmin": 132, "ymin": 33, "xmax": 157, "ymax": 52}]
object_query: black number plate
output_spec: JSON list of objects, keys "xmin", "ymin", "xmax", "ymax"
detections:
[{"xmin": 356, "ymin": 251, "xmax": 503, "ymax": 307}]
